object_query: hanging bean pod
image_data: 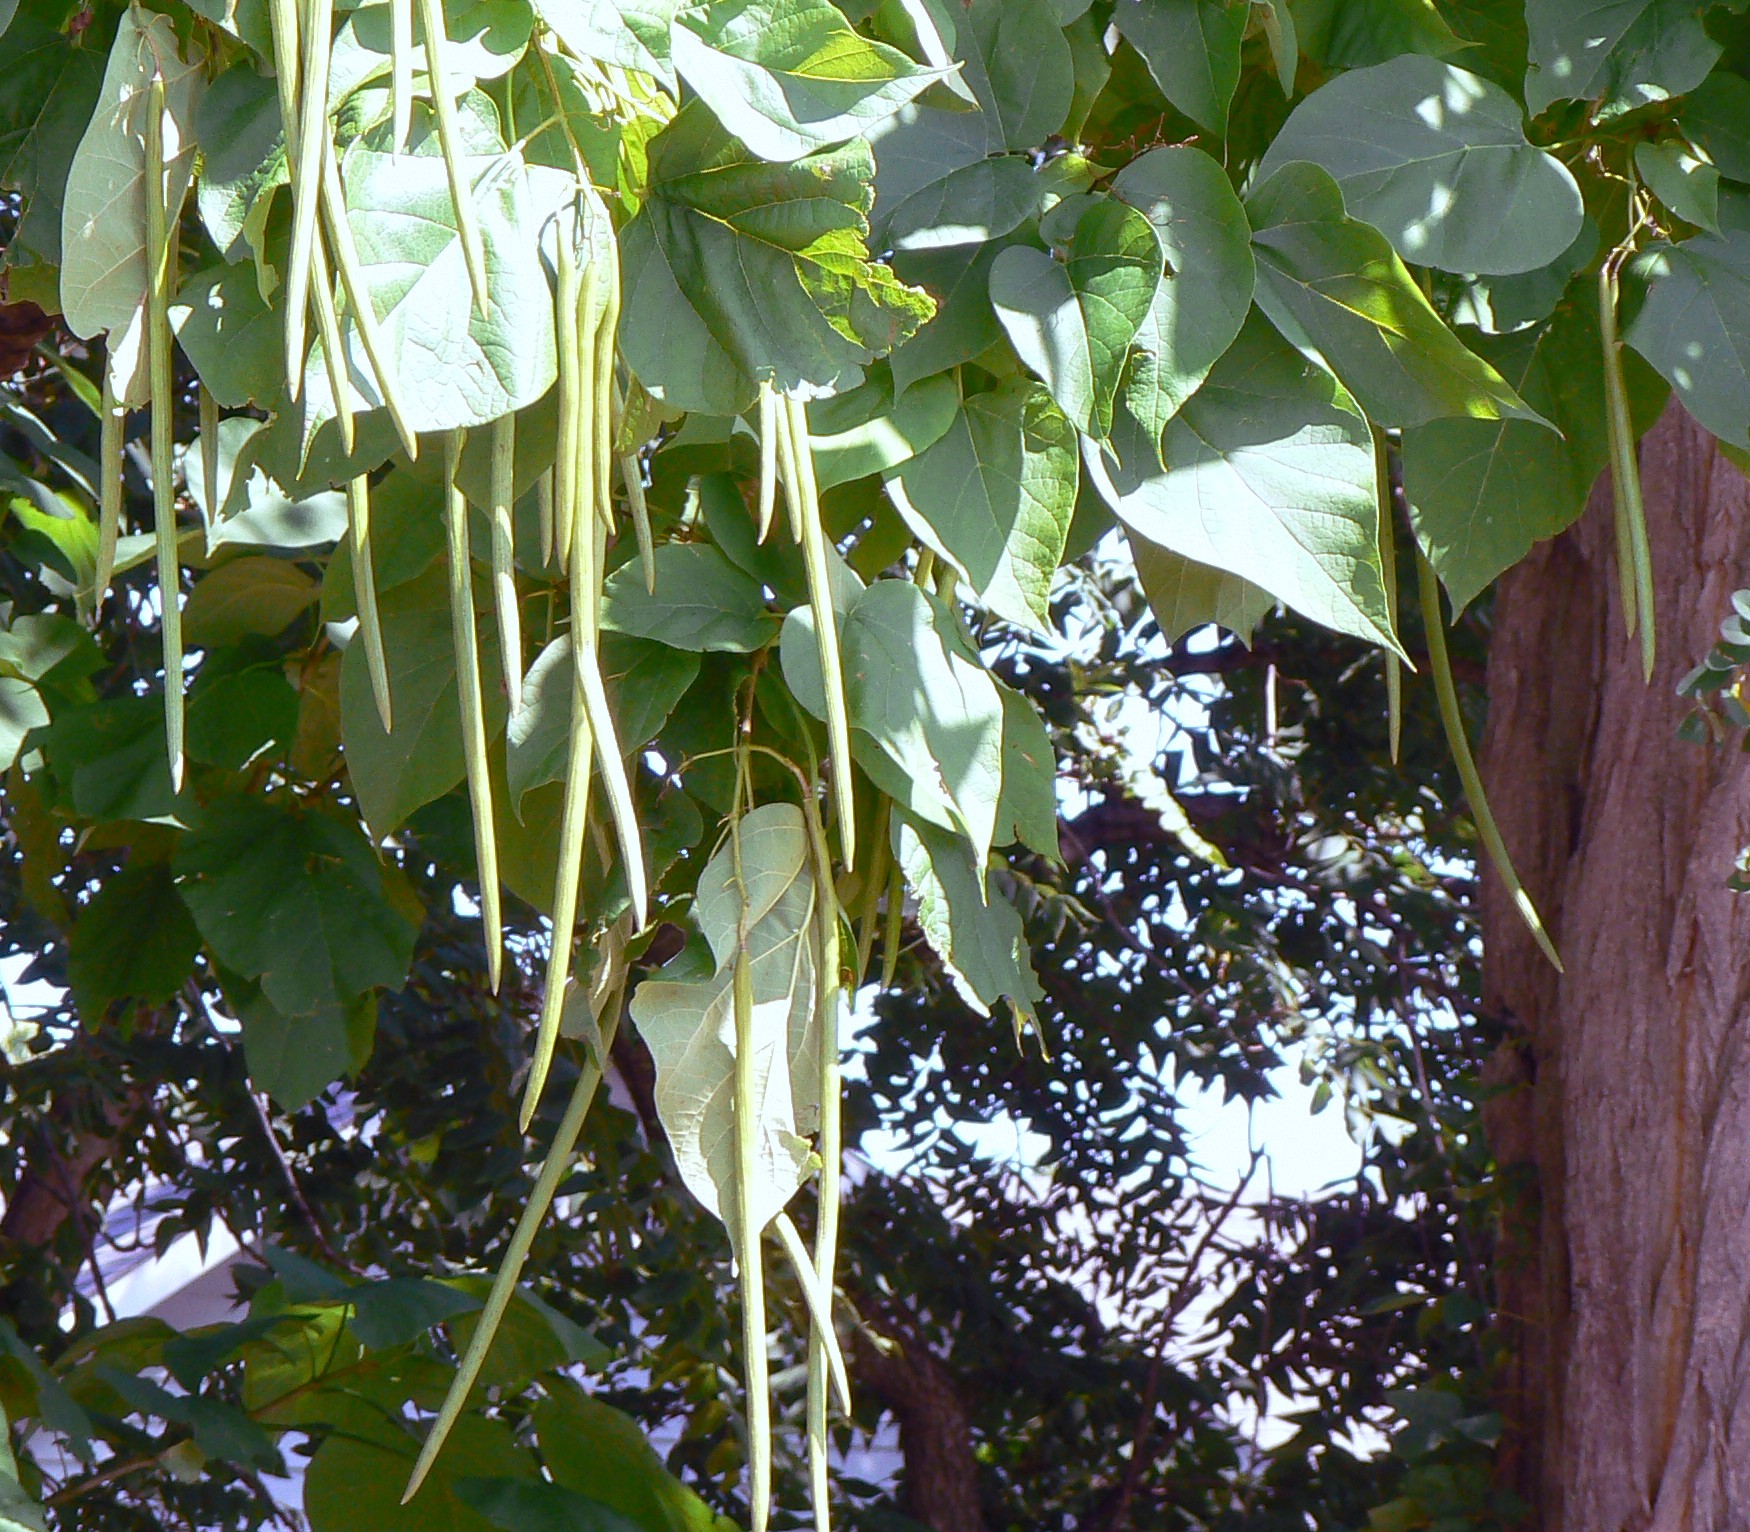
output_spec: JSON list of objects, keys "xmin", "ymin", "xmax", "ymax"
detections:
[
  {"xmin": 414, "ymin": 0, "xmax": 490, "ymax": 313},
  {"xmin": 444, "ymin": 430, "xmax": 504, "ymax": 991},
  {"xmin": 1417, "ymin": 549, "xmax": 1562, "ymax": 971},
  {"xmin": 489, "ymin": 413, "xmax": 522, "ymax": 714},
  {"xmin": 785, "ymin": 395, "xmax": 857, "ymax": 870},
  {"xmin": 95, "ymin": 374, "xmax": 124, "ymax": 608},
  {"xmin": 144, "ymin": 70, "xmax": 184, "ymax": 791},
  {"xmin": 346, "ymin": 474, "xmax": 392, "ymax": 731}
]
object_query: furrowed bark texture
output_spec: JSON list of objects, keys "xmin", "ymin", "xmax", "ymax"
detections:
[{"xmin": 1481, "ymin": 405, "xmax": 1750, "ymax": 1530}]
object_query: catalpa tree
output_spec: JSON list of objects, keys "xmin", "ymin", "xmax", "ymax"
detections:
[{"xmin": 2, "ymin": 0, "xmax": 1748, "ymax": 1528}]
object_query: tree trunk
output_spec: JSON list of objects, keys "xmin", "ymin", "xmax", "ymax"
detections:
[
  {"xmin": 1481, "ymin": 405, "xmax": 1750, "ymax": 1529},
  {"xmin": 852, "ymin": 1324, "xmax": 989, "ymax": 1532}
]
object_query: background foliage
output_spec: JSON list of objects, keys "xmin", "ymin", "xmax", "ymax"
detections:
[{"xmin": 3, "ymin": 0, "xmax": 1748, "ymax": 1526}]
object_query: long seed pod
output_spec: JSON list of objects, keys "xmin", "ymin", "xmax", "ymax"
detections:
[
  {"xmin": 552, "ymin": 221, "xmax": 584, "ymax": 575},
  {"xmin": 574, "ymin": 650, "xmax": 647, "ymax": 924},
  {"xmin": 592, "ymin": 247, "xmax": 618, "ymax": 533},
  {"xmin": 95, "ymin": 373, "xmax": 124, "ymax": 609},
  {"xmin": 771, "ymin": 1213, "xmax": 852, "ymax": 1416},
  {"xmin": 198, "ymin": 383, "xmax": 219, "ymax": 544},
  {"xmin": 404, "ymin": 1009, "xmax": 620, "ymax": 1503},
  {"xmin": 786, "ymin": 395, "xmax": 857, "ymax": 870},
  {"xmin": 853, "ymin": 801, "xmax": 891, "ymax": 985},
  {"xmin": 1373, "ymin": 426, "xmax": 1402, "ymax": 764},
  {"xmin": 414, "ymin": 0, "xmax": 490, "ymax": 313},
  {"xmin": 347, "ymin": 475, "xmax": 392, "ymax": 730},
  {"xmin": 320, "ymin": 135, "xmax": 418, "ymax": 458},
  {"xmin": 145, "ymin": 71, "xmax": 184, "ymax": 793},
  {"xmin": 519, "ymin": 657, "xmax": 595, "ymax": 1131},
  {"xmin": 444, "ymin": 430, "xmax": 504, "ymax": 991},
  {"xmin": 622, "ymin": 454, "xmax": 655, "ymax": 592},
  {"xmin": 569, "ymin": 489, "xmax": 648, "ymax": 932},
  {"xmin": 537, "ymin": 467, "xmax": 555, "ymax": 569},
  {"xmin": 879, "ymin": 852, "xmax": 903, "ymax": 991},
  {"xmin": 756, "ymin": 378, "xmax": 779, "ymax": 543},
  {"xmin": 1600, "ymin": 264, "xmax": 1639, "ymax": 639},
  {"xmin": 773, "ymin": 389, "xmax": 804, "ymax": 545},
  {"xmin": 1600, "ymin": 261, "xmax": 1656, "ymax": 681},
  {"xmin": 801, "ymin": 786, "xmax": 846, "ymax": 1531},
  {"xmin": 287, "ymin": 0, "xmax": 333, "ymax": 399},
  {"xmin": 389, "ymin": 0, "xmax": 413, "ymax": 154},
  {"xmin": 1417, "ymin": 550, "xmax": 1562, "ymax": 971},
  {"xmin": 731, "ymin": 932, "xmax": 771, "ymax": 1532},
  {"xmin": 523, "ymin": 494, "xmax": 620, "ymax": 1128},
  {"xmin": 571, "ymin": 260, "xmax": 600, "ymax": 572},
  {"xmin": 309, "ymin": 241, "xmax": 355, "ymax": 453},
  {"xmin": 266, "ymin": 0, "xmax": 306, "ymax": 393},
  {"xmin": 489, "ymin": 413, "xmax": 522, "ymax": 713}
]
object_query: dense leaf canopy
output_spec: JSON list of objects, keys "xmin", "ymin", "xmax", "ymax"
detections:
[{"xmin": 1, "ymin": 0, "xmax": 1746, "ymax": 1527}]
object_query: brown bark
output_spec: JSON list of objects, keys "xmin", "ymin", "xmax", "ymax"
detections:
[
  {"xmin": 852, "ymin": 1323, "xmax": 989, "ymax": 1532},
  {"xmin": 1481, "ymin": 405, "xmax": 1750, "ymax": 1530}
]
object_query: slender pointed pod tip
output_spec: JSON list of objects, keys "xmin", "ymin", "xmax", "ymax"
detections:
[
  {"xmin": 756, "ymin": 380, "xmax": 778, "ymax": 543},
  {"xmin": 347, "ymin": 477, "xmax": 394, "ymax": 732},
  {"xmin": 772, "ymin": 1215, "xmax": 852, "ymax": 1417},
  {"xmin": 522, "ymin": 673, "xmax": 596, "ymax": 1133},
  {"xmin": 406, "ymin": 1051, "xmax": 611, "ymax": 1503},
  {"xmin": 1517, "ymin": 891, "xmax": 1565, "ymax": 972},
  {"xmin": 1600, "ymin": 260, "xmax": 1653, "ymax": 660},
  {"xmin": 1417, "ymin": 550, "xmax": 1562, "ymax": 973}
]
